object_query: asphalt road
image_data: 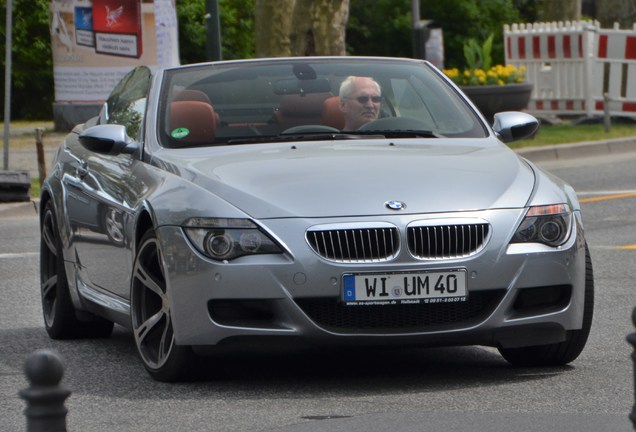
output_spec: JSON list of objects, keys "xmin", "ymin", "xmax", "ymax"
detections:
[{"xmin": 1, "ymin": 147, "xmax": 636, "ymax": 431}]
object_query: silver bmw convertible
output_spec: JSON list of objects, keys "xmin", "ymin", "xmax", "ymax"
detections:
[{"xmin": 40, "ymin": 57, "xmax": 593, "ymax": 381}]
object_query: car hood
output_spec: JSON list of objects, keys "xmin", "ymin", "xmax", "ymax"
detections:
[{"xmin": 160, "ymin": 139, "xmax": 535, "ymax": 219}]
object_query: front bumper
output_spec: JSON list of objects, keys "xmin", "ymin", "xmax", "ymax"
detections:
[{"xmin": 158, "ymin": 208, "xmax": 586, "ymax": 349}]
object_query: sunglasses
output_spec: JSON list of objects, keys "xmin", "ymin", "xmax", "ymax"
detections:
[{"xmin": 347, "ymin": 95, "xmax": 382, "ymax": 104}]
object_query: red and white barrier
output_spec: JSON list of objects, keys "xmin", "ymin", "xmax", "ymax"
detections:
[
  {"xmin": 593, "ymin": 24, "xmax": 636, "ymax": 115},
  {"xmin": 505, "ymin": 21, "xmax": 636, "ymax": 119}
]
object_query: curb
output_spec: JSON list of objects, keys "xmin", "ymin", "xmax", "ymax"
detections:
[
  {"xmin": 0, "ymin": 199, "xmax": 39, "ymax": 218},
  {"xmin": 514, "ymin": 136, "xmax": 636, "ymax": 162}
]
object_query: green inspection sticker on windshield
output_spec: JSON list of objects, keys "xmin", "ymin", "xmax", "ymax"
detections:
[{"xmin": 171, "ymin": 128, "xmax": 190, "ymax": 139}]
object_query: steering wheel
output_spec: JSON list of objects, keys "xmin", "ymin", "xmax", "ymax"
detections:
[
  {"xmin": 358, "ymin": 116, "xmax": 432, "ymax": 131},
  {"xmin": 281, "ymin": 125, "xmax": 340, "ymax": 134}
]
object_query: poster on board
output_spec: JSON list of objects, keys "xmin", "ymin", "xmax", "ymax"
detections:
[{"xmin": 50, "ymin": 0, "xmax": 179, "ymax": 103}]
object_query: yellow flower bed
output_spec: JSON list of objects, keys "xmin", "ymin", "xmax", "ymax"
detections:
[{"xmin": 443, "ymin": 65, "xmax": 526, "ymax": 86}]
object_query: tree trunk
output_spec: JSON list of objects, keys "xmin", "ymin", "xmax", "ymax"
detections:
[
  {"xmin": 596, "ymin": 0, "xmax": 636, "ymax": 28},
  {"xmin": 255, "ymin": 0, "xmax": 349, "ymax": 58},
  {"xmin": 254, "ymin": 0, "xmax": 296, "ymax": 57},
  {"xmin": 540, "ymin": 0, "xmax": 582, "ymax": 21},
  {"xmin": 290, "ymin": 0, "xmax": 349, "ymax": 56}
]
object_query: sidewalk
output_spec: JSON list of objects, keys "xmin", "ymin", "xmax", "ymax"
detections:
[
  {"xmin": 0, "ymin": 199, "xmax": 39, "ymax": 218},
  {"xmin": 2, "ymin": 147, "xmax": 58, "ymax": 179},
  {"xmin": 1, "ymin": 122, "xmax": 58, "ymax": 179}
]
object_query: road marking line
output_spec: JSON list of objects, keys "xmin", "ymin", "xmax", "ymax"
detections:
[
  {"xmin": 0, "ymin": 252, "xmax": 38, "ymax": 259},
  {"xmin": 591, "ymin": 245, "xmax": 636, "ymax": 250},
  {"xmin": 579, "ymin": 192, "xmax": 636, "ymax": 203},
  {"xmin": 577, "ymin": 190, "xmax": 636, "ymax": 195}
]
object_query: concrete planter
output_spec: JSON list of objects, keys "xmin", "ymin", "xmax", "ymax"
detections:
[{"xmin": 461, "ymin": 83, "xmax": 533, "ymax": 122}]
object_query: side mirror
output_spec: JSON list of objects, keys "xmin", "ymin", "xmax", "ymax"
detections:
[
  {"xmin": 492, "ymin": 111, "xmax": 539, "ymax": 143},
  {"xmin": 78, "ymin": 124, "xmax": 139, "ymax": 155}
]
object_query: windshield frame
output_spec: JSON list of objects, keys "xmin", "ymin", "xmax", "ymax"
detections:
[{"xmin": 157, "ymin": 57, "xmax": 488, "ymax": 149}]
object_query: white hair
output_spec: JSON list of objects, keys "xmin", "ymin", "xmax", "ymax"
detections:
[{"xmin": 339, "ymin": 76, "xmax": 381, "ymax": 99}]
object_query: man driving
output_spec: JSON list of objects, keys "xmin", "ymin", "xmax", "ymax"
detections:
[{"xmin": 339, "ymin": 76, "xmax": 381, "ymax": 130}]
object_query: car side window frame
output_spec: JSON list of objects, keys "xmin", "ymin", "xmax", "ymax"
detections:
[{"xmin": 104, "ymin": 66, "xmax": 152, "ymax": 143}]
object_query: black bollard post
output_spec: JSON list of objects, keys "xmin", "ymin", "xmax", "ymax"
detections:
[
  {"xmin": 19, "ymin": 349, "xmax": 71, "ymax": 432},
  {"xmin": 628, "ymin": 308, "xmax": 636, "ymax": 429}
]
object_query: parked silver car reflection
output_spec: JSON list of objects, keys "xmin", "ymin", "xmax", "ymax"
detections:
[{"xmin": 40, "ymin": 57, "xmax": 593, "ymax": 381}]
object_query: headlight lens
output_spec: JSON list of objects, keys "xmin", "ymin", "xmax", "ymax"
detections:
[
  {"xmin": 511, "ymin": 204, "xmax": 572, "ymax": 247},
  {"xmin": 183, "ymin": 218, "xmax": 282, "ymax": 261}
]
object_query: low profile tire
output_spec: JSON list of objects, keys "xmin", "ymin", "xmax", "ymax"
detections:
[
  {"xmin": 131, "ymin": 229, "xmax": 196, "ymax": 382},
  {"xmin": 498, "ymin": 244, "xmax": 594, "ymax": 367},
  {"xmin": 40, "ymin": 201, "xmax": 114, "ymax": 339}
]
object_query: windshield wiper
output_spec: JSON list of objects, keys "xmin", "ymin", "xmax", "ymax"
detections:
[
  {"xmin": 227, "ymin": 133, "xmax": 360, "ymax": 145},
  {"xmin": 226, "ymin": 130, "xmax": 441, "ymax": 145},
  {"xmin": 345, "ymin": 129, "xmax": 442, "ymax": 139}
]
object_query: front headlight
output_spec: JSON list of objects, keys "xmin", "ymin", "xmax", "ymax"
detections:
[
  {"xmin": 183, "ymin": 218, "xmax": 283, "ymax": 261},
  {"xmin": 511, "ymin": 204, "xmax": 572, "ymax": 247}
]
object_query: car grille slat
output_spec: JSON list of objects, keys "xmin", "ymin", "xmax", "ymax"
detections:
[
  {"xmin": 408, "ymin": 223, "xmax": 489, "ymax": 259},
  {"xmin": 307, "ymin": 226, "xmax": 399, "ymax": 263}
]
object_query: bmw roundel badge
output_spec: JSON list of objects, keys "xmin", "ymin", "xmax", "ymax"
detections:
[{"xmin": 385, "ymin": 200, "xmax": 406, "ymax": 210}]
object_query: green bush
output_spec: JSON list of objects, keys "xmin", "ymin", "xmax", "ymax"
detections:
[
  {"xmin": 420, "ymin": 0, "xmax": 521, "ymax": 68},
  {"xmin": 347, "ymin": 0, "xmax": 412, "ymax": 57},
  {"xmin": 347, "ymin": 0, "xmax": 522, "ymax": 69},
  {"xmin": 177, "ymin": 0, "xmax": 255, "ymax": 64},
  {"xmin": 0, "ymin": 0, "xmax": 53, "ymax": 120}
]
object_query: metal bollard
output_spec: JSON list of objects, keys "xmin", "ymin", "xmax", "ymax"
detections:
[
  {"xmin": 19, "ymin": 350, "xmax": 71, "ymax": 432},
  {"xmin": 603, "ymin": 92, "xmax": 611, "ymax": 133},
  {"xmin": 35, "ymin": 127, "xmax": 47, "ymax": 188},
  {"xmin": 628, "ymin": 308, "xmax": 636, "ymax": 429}
]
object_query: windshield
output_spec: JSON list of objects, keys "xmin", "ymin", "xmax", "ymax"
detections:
[{"xmin": 158, "ymin": 58, "xmax": 487, "ymax": 148}]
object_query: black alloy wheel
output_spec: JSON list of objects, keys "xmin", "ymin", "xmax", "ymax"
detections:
[
  {"xmin": 40, "ymin": 200, "xmax": 113, "ymax": 339},
  {"xmin": 131, "ymin": 229, "xmax": 195, "ymax": 381}
]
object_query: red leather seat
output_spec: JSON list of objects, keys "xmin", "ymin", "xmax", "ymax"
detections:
[
  {"xmin": 274, "ymin": 93, "xmax": 332, "ymax": 126},
  {"xmin": 169, "ymin": 101, "xmax": 217, "ymax": 145},
  {"xmin": 321, "ymin": 96, "xmax": 345, "ymax": 129},
  {"xmin": 173, "ymin": 89, "xmax": 212, "ymax": 104},
  {"xmin": 173, "ymin": 89, "xmax": 220, "ymax": 125}
]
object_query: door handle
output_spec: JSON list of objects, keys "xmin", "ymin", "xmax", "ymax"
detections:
[{"xmin": 77, "ymin": 161, "xmax": 89, "ymax": 179}]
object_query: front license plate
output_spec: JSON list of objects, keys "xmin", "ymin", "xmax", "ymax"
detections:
[{"xmin": 342, "ymin": 269, "xmax": 467, "ymax": 305}]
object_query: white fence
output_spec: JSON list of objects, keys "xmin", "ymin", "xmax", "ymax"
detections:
[{"xmin": 505, "ymin": 21, "xmax": 636, "ymax": 119}]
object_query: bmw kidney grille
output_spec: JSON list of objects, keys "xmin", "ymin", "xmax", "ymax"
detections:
[
  {"xmin": 407, "ymin": 223, "xmax": 490, "ymax": 259},
  {"xmin": 306, "ymin": 226, "xmax": 400, "ymax": 263},
  {"xmin": 306, "ymin": 222, "xmax": 490, "ymax": 262}
]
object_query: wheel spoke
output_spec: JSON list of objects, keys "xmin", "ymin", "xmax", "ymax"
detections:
[
  {"xmin": 157, "ymin": 312, "xmax": 174, "ymax": 365},
  {"xmin": 42, "ymin": 222, "xmax": 57, "ymax": 257},
  {"xmin": 133, "ymin": 260, "xmax": 165, "ymax": 299},
  {"xmin": 42, "ymin": 275, "xmax": 58, "ymax": 300},
  {"xmin": 134, "ymin": 309, "xmax": 165, "ymax": 346}
]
